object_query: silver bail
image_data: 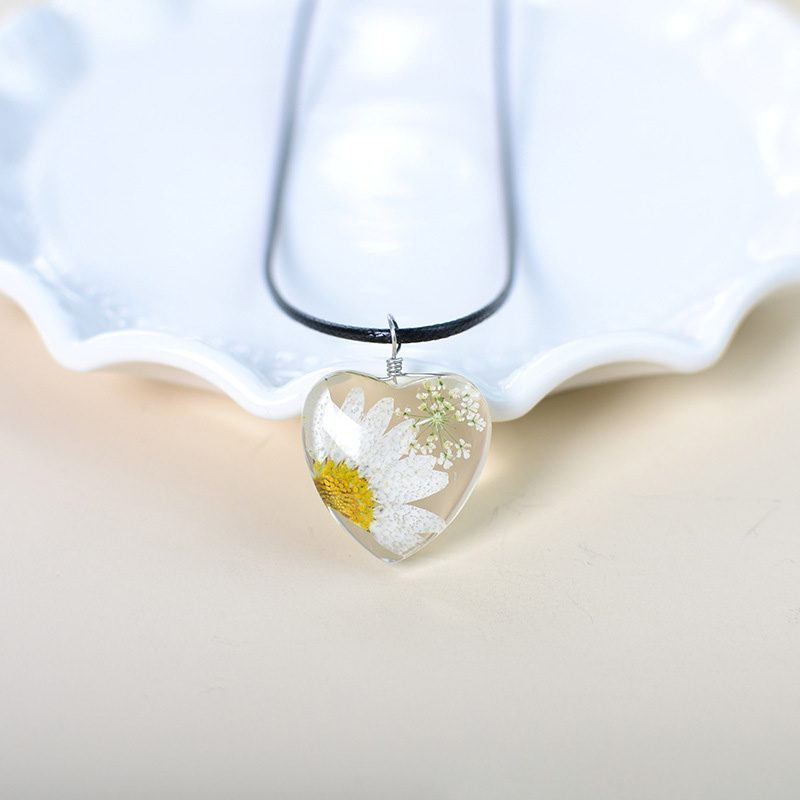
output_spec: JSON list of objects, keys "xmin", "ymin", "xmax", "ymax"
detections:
[{"xmin": 386, "ymin": 314, "xmax": 403, "ymax": 377}]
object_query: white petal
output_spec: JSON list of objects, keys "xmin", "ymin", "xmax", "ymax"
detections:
[
  {"xmin": 341, "ymin": 387, "xmax": 365, "ymax": 422},
  {"xmin": 325, "ymin": 401, "xmax": 363, "ymax": 466},
  {"xmin": 371, "ymin": 504, "xmax": 446, "ymax": 556},
  {"xmin": 371, "ymin": 522, "xmax": 424, "ymax": 557},
  {"xmin": 305, "ymin": 388, "xmax": 332, "ymax": 462},
  {"xmin": 363, "ymin": 418, "xmax": 417, "ymax": 472},
  {"xmin": 380, "ymin": 455, "xmax": 449, "ymax": 505},
  {"xmin": 357, "ymin": 396, "xmax": 394, "ymax": 460}
]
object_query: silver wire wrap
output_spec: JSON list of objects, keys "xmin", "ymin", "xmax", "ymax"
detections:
[{"xmin": 386, "ymin": 314, "xmax": 403, "ymax": 377}]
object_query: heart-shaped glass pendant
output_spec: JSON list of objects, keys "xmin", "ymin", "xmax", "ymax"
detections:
[{"xmin": 302, "ymin": 371, "xmax": 491, "ymax": 561}]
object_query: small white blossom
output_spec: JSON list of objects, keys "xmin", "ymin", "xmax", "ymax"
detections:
[{"xmin": 401, "ymin": 379, "xmax": 487, "ymax": 470}]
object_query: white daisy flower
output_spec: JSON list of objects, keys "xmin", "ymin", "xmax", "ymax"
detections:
[{"xmin": 305, "ymin": 387, "xmax": 449, "ymax": 557}]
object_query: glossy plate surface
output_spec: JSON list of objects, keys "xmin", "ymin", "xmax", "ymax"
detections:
[{"xmin": 1, "ymin": 0, "xmax": 799, "ymax": 420}]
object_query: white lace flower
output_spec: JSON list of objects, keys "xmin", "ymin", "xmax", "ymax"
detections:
[
  {"xmin": 305, "ymin": 387, "xmax": 449, "ymax": 556},
  {"xmin": 395, "ymin": 379, "xmax": 486, "ymax": 468}
]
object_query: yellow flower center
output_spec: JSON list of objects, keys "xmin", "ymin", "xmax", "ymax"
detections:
[{"xmin": 313, "ymin": 459, "xmax": 375, "ymax": 531}]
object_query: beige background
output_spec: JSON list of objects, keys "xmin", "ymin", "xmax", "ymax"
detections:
[{"xmin": 2, "ymin": 2, "xmax": 800, "ymax": 798}]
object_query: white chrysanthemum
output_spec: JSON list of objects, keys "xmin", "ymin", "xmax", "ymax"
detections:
[{"xmin": 306, "ymin": 387, "xmax": 449, "ymax": 556}]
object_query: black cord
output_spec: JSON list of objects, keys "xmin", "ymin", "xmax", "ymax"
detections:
[{"xmin": 265, "ymin": 0, "xmax": 516, "ymax": 346}]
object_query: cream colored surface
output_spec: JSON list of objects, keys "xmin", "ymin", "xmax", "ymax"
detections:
[{"xmin": 2, "ymin": 1, "xmax": 800, "ymax": 798}]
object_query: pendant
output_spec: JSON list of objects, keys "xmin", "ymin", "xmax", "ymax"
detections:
[{"xmin": 301, "ymin": 368, "xmax": 492, "ymax": 562}]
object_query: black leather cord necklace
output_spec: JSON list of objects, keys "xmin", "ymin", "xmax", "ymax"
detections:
[
  {"xmin": 264, "ymin": 0, "xmax": 516, "ymax": 347},
  {"xmin": 269, "ymin": 0, "xmax": 516, "ymax": 561}
]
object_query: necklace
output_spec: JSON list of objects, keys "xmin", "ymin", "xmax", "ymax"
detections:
[{"xmin": 266, "ymin": 0, "xmax": 516, "ymax": 561}]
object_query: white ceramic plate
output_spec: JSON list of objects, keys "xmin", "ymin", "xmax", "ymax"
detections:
[{"xmin": 1, "ymin": 0, "xmax": 799, "ymax": 420}]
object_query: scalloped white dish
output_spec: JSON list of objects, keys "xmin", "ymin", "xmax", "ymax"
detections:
[{"xmin": 1, "ymin": 0, "xmax": 800, "ymax": 421}]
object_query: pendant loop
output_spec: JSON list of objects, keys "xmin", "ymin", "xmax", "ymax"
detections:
[{"xmin": 386, "ymin": 314, "xmax": 404, "ymax": 377}]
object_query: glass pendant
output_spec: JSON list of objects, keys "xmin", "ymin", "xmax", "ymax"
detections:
[{"xmin": 302, "ymin": 370, "xmax": 492, "ymax": 561}]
